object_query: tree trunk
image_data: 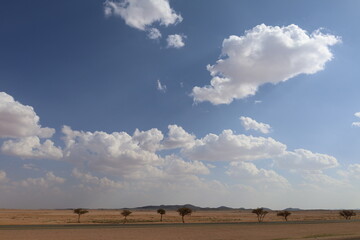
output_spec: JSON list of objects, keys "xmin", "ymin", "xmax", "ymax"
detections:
[
  {"xmin": 160, "ymin": 214, "xmax": 163, "ymax": 222},
  {"xmin": 123, "ymin": 216, "xmax": 127, "ymax": 224},
  {"xmin": 182, "ymin": 215, "xmax": 185, "ymax": 223},
  {"xmin": 77, "ymin": 214, "xmax": 80, "ymax": 223}
]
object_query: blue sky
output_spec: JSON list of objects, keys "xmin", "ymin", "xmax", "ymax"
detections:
[{"xmin": 1, "ymin": 0, "xmax": 360, "ymax": 209}]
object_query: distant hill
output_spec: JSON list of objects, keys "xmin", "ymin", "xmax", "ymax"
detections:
[
  {"xmin": 134, "ymin": 204, "xmax": 251, "ymax": 211},
  {"xmin": 284, "ymin": 208, "xmax": 303, "ymax": 211}
]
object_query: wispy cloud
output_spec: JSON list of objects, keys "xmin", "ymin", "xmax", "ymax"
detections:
[
  {"xmin": 352, "ymin": 112, "xmax": 360, "ymax": 127},
  {"xmin": 157, "ymin": 79, "xmax": 167, "ymax": 92}
]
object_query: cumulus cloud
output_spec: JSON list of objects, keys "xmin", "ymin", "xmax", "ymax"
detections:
[
  {"xmin": 275, "ymin": 149, "xmax": 339, "ymax": 171},
  {"xmin": 0, "ymin": 92, "xmax": 55, "ymax": 138},
  {"xmin": 61, "ymin": 125, "xmax": 212, "ymax": 183},
  {"xmin": 183, "ymin": 129, "xmax": 286, "ymax": 162},
  {"xmin": 166, "ymin": 34, "xmax": 185, "ymax": 48},
  {"xmin": 104, "ymin": 0, "xmax": 182, "ymax": 30},
  {"xmin": 162, "ymin": 124, "xmax": 196, "ymax": 149},
  {"xmin": 1, "ymin": 136, "xmax": 63, "ymax": 160},
  {"xmin": 147, "ymin": 27, "xmax": 162, "ymax": 39},
  {"xmin": 240, "ymin": 116, "xmax": 271, "ymax": 134},
  {"xmin": 192, "ymin": 24, "xmax": 340, "ymax": 105},
  {"xmin": 226, "ymin": 161, "xmax": 290, "ymax": 188},
  {"xmin": 62, "ymin": 126, "xmax": 163, "ymax": 177},
  {"xmin": 156, "ymin": 79, "xmax": 167, "ymax": 92}
]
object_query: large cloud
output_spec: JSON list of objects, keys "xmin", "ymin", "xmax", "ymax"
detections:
[
  {"xmin": 62, "ymin": 126, "xmax": 209, "ymax": 180},
  {"xmin": 0, "ymin": 92, "xmax": 62, "ymax": 160},
  {"xmin": 104, "ymin": 0, "xmax": 182, "ymax": 31},
  {"xmin": 192, "ymin": 24, "xmax": 340, "ymax": 105},
  {"xmin": 0, "ymin": 92, "xmax": 55, "ymax": 138},
  {"xmin": 183, "ymin": 129, "xmax": 286, "ymax": 161}
]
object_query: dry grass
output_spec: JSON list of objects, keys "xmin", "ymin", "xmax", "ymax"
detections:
[{"xmin": 0, "ymin": 209, "xmax": 357, "ymax": 225}]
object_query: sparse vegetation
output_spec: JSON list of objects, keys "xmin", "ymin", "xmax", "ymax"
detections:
[
  {"xmin": 121, "ymin": 209, "xmax": 132, "ymax": 224},
  {"xmin": 177, "ymin": 207, "xmax": 192, "ymax": 223},
  {"xmin": 339, "ymin": 210, "xmax": 356, "ymax": 220},
  {"xmin": 157, "ymin": 208, "xmax": 166, "ymax": 222},
  {"xmin": 277, "ymin": 210, "xmax": 291, "ymax": 221},
  {"xmin": 252, "ymin": 208, "xmax": 268, "ymax": 222},
  {"xmin": 73, "ymin": 208, "xmax": 89, "ymax": 223}
]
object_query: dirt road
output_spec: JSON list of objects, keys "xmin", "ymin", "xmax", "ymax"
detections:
[{"xmin": 1, "ymin": 221, "xmax": 360, "ymax": 240}]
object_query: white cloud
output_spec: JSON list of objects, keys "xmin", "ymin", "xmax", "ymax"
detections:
[
  {"xmin": 17, "ymin": 172, "xmax": 65, "ymax": 188},
  {"xmin": 301, "ymin": 171, "xmax": 345, "ymax": 187},
  {"xmin": 192, "ymin": 24, "xmax": 340, "ymax": 105},
  {"xmin": 1, "ymin": 136, "xmax": 63, "ymax": 160},
  {"xmin": 147, "ymin": 27, "xmax": 162, "ymax": 39},
  {"xmin": 62, "ymin": 125, "xmax": 212, "ymax": 183},
  {"xmin": 156, "ymin": 79, "xmax": 167, "ymax": 92},
  {"xmin": 183, "ymin": 129, "xmax": 286, "ymax": 162},
  {"xmin": 133, "ymin": 127, "xmax": 164, "ymax": 152},
  {"xmin": 104, "ymin": 0, "xmax": 182, "ymax": 30},
  {"xmin": 352, "ymin": 112, "xmax": 360, "ymax": 127},
  {"xmin": 72, "ymin": 168, "xmax": 124, "ymax": 189},
  {"xmin": 23, "ymin": 163, "xmax": 40, "ymax": 171},
  {"xmin": 62, "ymin": 125, "xmax": 163, "ymax": 177},
  {"xmin": 0, "ymin": 92, "xmax": 55, "ymax": 139},
  {"xmin": 240, "ymin": 116, "xmax": 271, "ymax": 134},
  {"xmin": 338, "ymin": 164, "xmax": 360, "ymax": 179},
  {"xmin": 163, "ymin": 155, "xmax": 210, "ymax": 176},
  {"xmin": 166, "ymin": 34, "xmax": 185, "ymax": 48},
  {"xmin": 0, "ymin": 170, "xmax": 7, "ymax": 182},
  {"xmin": 275, "ymin": 149, "xmax": 339, "ymax": 171},
  {"xmin": 162, "ymin": 124, "xmax": 196, "ymax": 149},
  {"xmin": 226, "ymin": 161, "xmax": 290, "ymax": 188}
]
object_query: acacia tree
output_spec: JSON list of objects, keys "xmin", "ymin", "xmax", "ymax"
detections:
[
  {"xmin": 277, "ymin": 210, "xmax": 291, "ymax": 221},
  {"xmin": 157, "ymin": 208, "xmax": 166, "ymax": 222},
  {"xmin": 121, "ymin": 209, "xmax": 132, "ymax": 224},
  {"xmin": 339, "ymin": 210, "xmax": 356, "ymax": 220},
  {"xmin": 252, "ymin": 208, "xmax": 268, "ymax": 222},
  {"xmin": 177, "ymin": 207, "xmax": 192, "ymax": 223},
  {"xmin": 73, "ymin": 208, "xmax": 89, "ymax": 223}
]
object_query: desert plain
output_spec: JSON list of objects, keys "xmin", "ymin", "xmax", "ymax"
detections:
[{"xmin": 1, "ymin": 209, "xmax": 360, "ymax": 240}]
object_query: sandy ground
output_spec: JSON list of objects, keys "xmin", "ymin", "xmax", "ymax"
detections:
[
  {"xmin": 0, "ymin": 209, "xmax": 354, "ymax": 225},
  {"xmin": 1, "ymin": 210, "xmax": 360, "ymax": 240}
]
